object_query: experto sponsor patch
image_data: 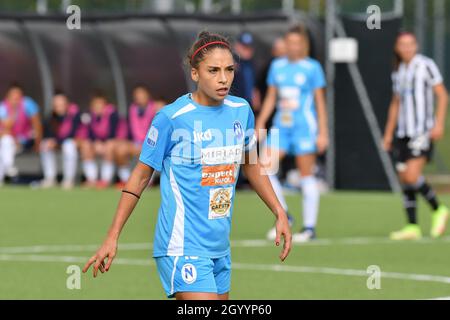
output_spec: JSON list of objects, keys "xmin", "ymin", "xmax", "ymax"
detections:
[{"xmin": 201, "ymin": 164, "xmax": 235, "ymax": 186}]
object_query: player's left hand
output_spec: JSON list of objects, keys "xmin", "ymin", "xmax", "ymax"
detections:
[
  {"xmin": 275, "ymin": 212, "xmax": 292, "ymax": 262},
  {"xmin": 316, "ymin": 133, "xmax": 329, "ymax": 155},
  {"xmin": 430, "ymin": 125, "xmax": 444, "ymax": 141}
]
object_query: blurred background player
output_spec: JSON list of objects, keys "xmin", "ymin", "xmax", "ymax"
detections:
[
  {"xmin": 257, "ymin": 37, "xmax": 287, "ymax": 138},
  {"xmin": 114, "ymin": 84, "xmax": 156, "ymax": 188},
  {"xmin": 79, "ymin": 92, "xmax": 119, "ymax": 188},
  {"xmin": 231, "ymin": 32, "xmax": 261, "ymax": 114},
  {"xmin": 256, "ymin": 25, "xmax": 328, "ymax": 243},
  {"xmin": 0, "ymin": 83, "xmax": 42, "ymax": 185},
  {"xmin": 258, "ymin": 37, "xmax": 287, "ymax": 103},
  {"xmin": 383, "ymin": 32, "xmax": 449, "ymax": 240},
  {"xmin": 40, "ymin": 91, "xmax": 81, "ymax": 189}
]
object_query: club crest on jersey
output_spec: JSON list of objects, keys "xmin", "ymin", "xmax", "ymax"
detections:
[
  {"xmin": 181, "ymin": 263, "xmax": 197, "ymax": 284},
  {"xmin": 209, "ymin": 187, "xmax": 233, "ymax": 219},
  {"xmin": 146, "ymin": 126, "xmax": 158, "ymax": 147},
  {"xmin": 233, "ymin": 121, "xmax": 244, "ymax": 141},
  {"xmin": 295, "ymin": 73, "xmax": 306, "ymax": 85}
]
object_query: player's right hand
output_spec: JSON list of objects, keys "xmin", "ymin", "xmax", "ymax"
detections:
[{"xmin": 82, "ymin": 237, "xmax": 118, "ymax": 278}]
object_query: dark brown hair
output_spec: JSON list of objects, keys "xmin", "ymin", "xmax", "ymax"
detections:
[
  {"xmin": 133, "ymin": 83, "xmax": 150, "ymax": 93},
  {"xmin": 91, "ymin": 89, "xmax": 108, "ymax": 102},
  {"xmin": 7, "ymin": 82, "xmax": 24, "ymax": 94},
  {"xmin": 187, "ymin": 31, "xmax": 232, "ymax": 69}
]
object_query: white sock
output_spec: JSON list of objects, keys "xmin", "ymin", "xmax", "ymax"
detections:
[
  {"xmin": 0, "ymin": 135, "xmax": 16, "ymax": 172},
  {"xmin": 83, "ymin": 160, "xmax": 98, "ymax": 182},
  {"xmin": 268, "ymin": 174, "xmax": 288, "ymax": 211},
  {"xmin": 100, "ymin": 160, "xmax": 115, "ymax": 183},
  {"xmin": 62, "ymin": 139, "xmax": 78, "ymax": 183},
  {"xmin": 40, "ymin": 145, "xmax": 57, "ymax": 182},
  {"xmin": 118, "ymin": 166, "xmax": 131, "ymax": 183},
  {"xmin": 301, "ymin": 176, "xmax": 320, "ymax": 229}
]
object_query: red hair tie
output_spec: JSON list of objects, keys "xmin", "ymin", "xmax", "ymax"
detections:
[{"xmin": 191, "ymin": 41, "xmax": 230, "ymax": 62}]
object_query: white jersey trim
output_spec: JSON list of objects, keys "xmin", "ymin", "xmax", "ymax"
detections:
[
  {"xmin": 167, "ymin": 168, "xmax": 185, "ymax": 256},
  {"xmin": 171, "ymin": 103, "xmax": 196, "ymax": 119},
  {"xmin": 224, "ymin": 99, "xmax": 247, "ymax": 108},
  {"xmin": 170, "ymin": 256, "xmax": 179, "ymax": 295}
]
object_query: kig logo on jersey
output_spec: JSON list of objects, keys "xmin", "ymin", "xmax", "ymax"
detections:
[{"xmin": 193, "ymin": 129, "xmax": 213, "ymax": 143}]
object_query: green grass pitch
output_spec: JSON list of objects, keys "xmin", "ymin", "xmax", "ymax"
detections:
[{"xmin": 1, "ymin": 186, "xmax": 450, "ymax": 300}]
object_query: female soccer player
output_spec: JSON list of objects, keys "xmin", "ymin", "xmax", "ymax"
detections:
[
  {"xmin": 83, "ymin": 31, "xmax": 292, "ymax": 300},
  {"xmin": 114, "ymin": 85, "xmax": 156, "ymax": 187},
  {"xmin": 79, "ymin": 92, "xmax": 119, "ymax": 188},
  {"xmin": 383, "ymin": 32, "xmax": 449, "ymax": 240},
  {"xmin": 256, "ymin": 25, "xmax": 328, "ymax": 243},
  {"xmin": 0, "ymin": 83, "xmax": 43, "ymax": 185},
  {"xmin": 40, "ymin": 92, "xmax": 81, "ymax": 189}
]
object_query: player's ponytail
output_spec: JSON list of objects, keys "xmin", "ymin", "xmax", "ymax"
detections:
[{"xmin": 187, "ymin": 31, "xmax": 232, "ymax": 69}]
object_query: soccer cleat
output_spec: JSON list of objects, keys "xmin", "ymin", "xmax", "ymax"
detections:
[
  {"xmin": 6, "ymin": 166, "xmax": 18, "ymax": 178},
  {"xmin": 292, "ymin": 228, "xmax": 316, "ymax": 243},
  {"xmin": 266, "ymin": 213, "xmax": 295, "ymax": 241},
  {"xmin": 431, "ymin": 206, "xmax": 449, "ymax": 239},
  {"xmin": 390, "ymin": 224, "xmax": 422, "ymax": 240},
  {"xmin": 61, "ymin": 180, "xmax": 75, "ymax": 190},
  {"xmin": 96, "ymin": 180, "xmax": 110, "ymax": 190},
  {"xmin": 82, "ymin": 181, "xmax": 97, "ymax": 189},
  {"xmin": 39, "ymin": 179, "xmax": 56, "ymax": 189}
]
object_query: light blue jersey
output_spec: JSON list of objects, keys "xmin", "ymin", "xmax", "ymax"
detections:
[
  {"xmin": 266, "ymin": 57, "xmax": 325, "ymax": 155},
  {"xmin": 139, "ymin": 94, "xmax": 256, "ymax": 259}
]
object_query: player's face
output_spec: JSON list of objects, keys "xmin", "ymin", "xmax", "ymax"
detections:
[
  {"xmin": 191, "ymin": 48, "xmax": 235, "ymax": 105},
  {"xmin": 285, "ymin": 33, "xmax": 306, "ymax": 60},
  {"xmin": 6, "ymin": 88, "xmax": 23, "ymax": 107},
  {"xmin": 133, "ymin": 88, "xmax": 150, "ymax": 107},
  {"xmin": 272, "ymin": 38, "xmax": 287, "ymax": 57},
  {"xmin": 90, "ymin": 97, "xmax": 107, "ymax": 114},
  {"xmin": 396, "ymin": 34, "xmax": 418, "ymax": 63},
  {"xmin": 52, "ymin": 95, "xmax": 69, "ymax": 116}
]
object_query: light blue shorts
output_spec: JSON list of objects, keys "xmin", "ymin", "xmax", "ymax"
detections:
[
  {"xmin": 266, "ymin": 126, "xmax": 317, "ymax": 156},
  {"xmin": 155, "ymin": 255, "xmax": 231, "ymax": 299}
]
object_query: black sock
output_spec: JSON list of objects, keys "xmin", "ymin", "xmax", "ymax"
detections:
[
  {"xmin": 403, "ymin": 187, "xmax": 417, "ymax": 224},
  {"xmin": 416, "ymin": 179, "xmax": 440, "ymax": 211}
]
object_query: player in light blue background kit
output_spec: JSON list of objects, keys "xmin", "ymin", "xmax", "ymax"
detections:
[
  {"xmin": 83, "ymin": 31, "xmax": 292, "ymax": 300},
  {"xmin": 256, "ymin": 25, "xmax": 329, "ymax": 243}
]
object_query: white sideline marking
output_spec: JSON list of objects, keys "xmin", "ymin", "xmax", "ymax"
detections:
[
  {"xmin": 1, "ymin": 254, "xmax": 450, "ymax": 286},
  {"xmin": 1, "ymin": 236, "xmax": 450, "ymax": 254},
  {"xmin": 429, "ymin": 296, "xmax": 450, "ymax": 300}
]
